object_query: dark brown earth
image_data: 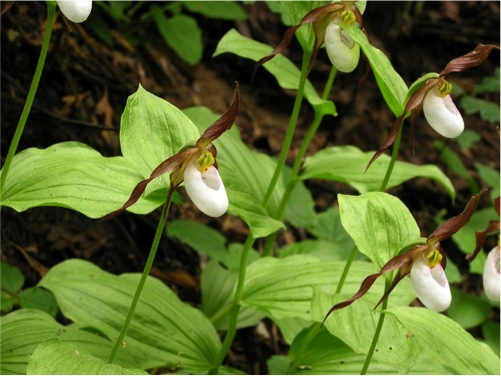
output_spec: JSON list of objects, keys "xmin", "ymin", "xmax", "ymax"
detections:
[{"xmin": 1, "ymin": 2, "xmax": 500, "ymax": 374}]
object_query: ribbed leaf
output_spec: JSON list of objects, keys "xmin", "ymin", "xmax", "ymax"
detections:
[
  {"xmin": 1, "ymin": 309, "xmax": 142, "ymax": 375},
  {"xmin": 0, "ymin": 142, "xmax": 163, "ymax": 218},
  {"xmin": 39, "ymin": 259, "xmax": 220, "ymax": 372},
  {"xmin": 338, "ymin": 192, "xmax": 421, "ymax": 269},
  {"xmin": 301, "ymin": 145, "xmax": 455, "ymax": 200},
  {"xmin": 386, "ymin": 306, "xmax": 500, "ymax": 374},
  {"xmin": 27, "ymin": 339, "xmax": 146, "ymax": 375},
  {"xmin": 213, "ymin": 29, "xmax": 336, "ymax": 117}
]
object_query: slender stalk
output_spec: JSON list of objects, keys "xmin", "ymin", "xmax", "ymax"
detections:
[
  {"xmin": 378, "ymin": 121, "xmax": 404, "ymax": 192},
  {"xmin": 261, "ymin": 49, "xmax": 312, "ymax": 209},
  {"xmin": 335, "ymin": 245, "xmax": 358, "ymax": 294},
  {"xmin": 1, "ymin": 1, "xmax": 56, "ymax": 191},
  {"xmin": 360, "ymin": 277, "xmax": 391, "ymax": 375},
  {"xmin": 108, "ymin": 192, "xmax": 173, "ymax": 364},
  {"xmin": 211, "ymin": 235, "xmax": 255, "ymax": 373}
]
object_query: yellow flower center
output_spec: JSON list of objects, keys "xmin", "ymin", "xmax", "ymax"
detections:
[
  {"xmin": 197, "ymin": 151, "xmax": 215, "ymax": 173},
  {"xmin": 339, "ymin": 9, "xmax": 356, "ymax": 25},
  {"xmin": 426, "ymin": 248, "xmax": 443, "ymax": 269},
  {"xmin": 437, "ymin": 79, "xmax": 452, "ymax": 98}
]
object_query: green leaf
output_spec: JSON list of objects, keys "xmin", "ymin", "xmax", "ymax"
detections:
[
  {"xmin": 448, "ymin": 287, "xmax": 491, "ymax": 329},
  {"xmin": 475, "ymin": 162, "xmax": 500, "ymax": 200},
  {"xmin": 213, "ymin": 29, "xmax": 336, "ymax": 117},
  {"xmin": 450, "ymin": 207, "xmax": 498, "ymax": 255},
  {"xmin": 285, "ymin": 326, "xmax": 403, "ymax": 374},
  {"xmin": 456, "ymin": 129, "xmax": 481, "ymax": 149},
  {"xmin": 460, "ymin": 95, "xmax": 500, "ymax": 123},
  {"xmin": 183, "ymin": 1, "xmax": 247, "ymax": 20},
  {"xmin": 19, "ymin": 287, "xmax": 58, "ymax": 317},
  {"xmin": 311, "ymin": 287, "xmax": 419, "ymax": 373},
  {"xmin": 39, "ymin": 259, "xmax": 221, "ymax": 372},
  {"xmin": 306, "ymin": 207, "xmax": 355, "ymax": 246},
  {"xmin": 241, "ymin": 255, "xmax": 415, "ymax": 321},
  {"xmin": 0, "ymin": 142, "xmax": 163, "ymax": 218},
  {"xmin": 1, "ymin": 291, "xmax": 15, "ymax": 312},
  {"xmin": 201, "ymin": 260, "xmax": 265, "ymax": 331},
  {"xmin": 120, "ymin": 84, "xmax": 200, "ymax": 184},
  {"xmin": 1, "ymin": 309, "xmax": 141, "ymax": 375},
  {"xmin": 386, "ymin": 306, "xmax": 500, "ymax": 374},
  {"xmin": 343, "ymin": 23, "xmax": 408, "ymax": 117},
  {"xmin": 338, "ymin": 192, "xmax": 421, "ymax": 269},
  {"xmin": 283, "ymin": 166, "xmax": 316, "ymax": 229},
  {"xmin": 0, "ymin": 262, "xmax": 24, "ymax": 293},
  {"xmin": 301, "ymin": 145, "xmax": 455, "ymax": 200},
  {"xmin": 474, "ymin": 67, "xmax": 500, "ymax": 95},
  {"xmin": 278, "ymin": 239, "xmax": 356, "ymax": 262},
  {"xmin": 184, "ymin": 106, "xmax": 284, "ymax": 238},
  {"xmin": 151, "ymin": 7, "xmax": 203, "ymax": 65},
  {"xmin": 27, "ymin": 338, "xmax": 147, "ymax": 375},
  {"xmin": 482, "ymin": 320, "xmax": 500, "ymax": 355}
]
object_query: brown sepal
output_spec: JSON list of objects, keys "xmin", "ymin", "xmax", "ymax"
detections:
[
  {"xmin": 100, "ymin": 148, "xmax": 197, "ymax": 221},
  {"xmin": 197, "ymin": 82, "xmax": 240, "ymax": 149},
  {"xmin": 440, "ymin": 44, "xmax": 500, "ymax": 77},
  {"xmin": 466, "ymin": 196, "xmax": 500, "ymax": 262},
  {"xmin": 366, "ymin": 79, "xmax": 439, "ymax": 171},
  {"xmin": 322, "ymin": 244, "xmax": 425, "ymax": 326},
  {"xmin": 428, "ymin": 188, "xmax": 488, "ymax": 244},
  {"xmin": 252, "ymin": 3, "xmax": 345, "ymax": 81}
]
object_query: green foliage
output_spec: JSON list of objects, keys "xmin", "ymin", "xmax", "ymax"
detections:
[
  {"xmin": 214, "ymin": 29, "xmax": 337, "ymax": 117},
  {"xmin": 27, "ymin": 339, "xmax": 147, "ymax": 375},
  {"xmin": 0, "ymin": 262, "xmax": 57, "ymax": 317}
]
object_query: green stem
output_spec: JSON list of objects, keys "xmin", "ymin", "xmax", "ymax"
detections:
[
  {"xmin": 108, "ymin": 192, "xmax": 173, "ymax": 364},
  {"xmin": 263, "ymin": 66, "xmax": 337, "ymax": 256},
  {"xmin": 360, "ymin": 277, "xmax": 391, "ymax": 375},
  {"xmin": 261, "ymin": 49, "xmax": 312, "ymax": 209},
  {"xmin": 378, "ymin": 121, "xmax": 404, "ymax": 192},
  {"xmin": 335, "ymin": 245, "xmax": 358, "ymax": 294},
  {"xmin": 1, "ymin": 1, "xmax": 56, "ymax": 191},
  {"xmin": 211, "ymin": 235, "xmax": 255, "ymax": 372}
]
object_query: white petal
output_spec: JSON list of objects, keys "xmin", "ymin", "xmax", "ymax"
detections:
[
  {"xmin": 483, "ymin": 246, "xmax": 500, "ymax": 302},
  {"xmin": 324, "ymin": 21, "xmax": 360, "ymax": 73},
  {"xmin": 57, "ymin": 0, "xmax": 92, "ymax": 23},
  {"xmin": 423, "ymin": 87, "xmax": 464, "ymax": 138},
  {"xmin": 183, "ymin": 160, "xmax": 228, "ymax": 218},
  {"xmin": 410, "ymin": 255, "xmax": 452, "ymax": 312}
]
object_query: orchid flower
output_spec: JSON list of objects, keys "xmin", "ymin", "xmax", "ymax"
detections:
[
  {"xmin": 367, "ymin": 44, "xmax": 499, "ymax": 170},
  {"xmin": 322, "ymin": 189, "xmax": 486, "ymax": 324},
  {"xmin": 465, "ymin": 197, "xmax": 500, "ymax": 302},
  {"xmin": 102, "ymin": 83, "xmax": 239, "ymax": 220},
  {"xmin": 56, "ymin": 0, "xmax": 92, "ymax": 23},
  {"xmin": 483, "ymin": 245, "xmax": 500, "ymax": 302},
  {"xmin": 422, "ymin": 81, "xmax": 464, "ymax": 138},
  {"xmin": 253, "ymin": 1, "xmax": 365, "ymax": 79},
  {"xmin": 324, "ymin": 14, "xmax": 361, "ymax": 73}
]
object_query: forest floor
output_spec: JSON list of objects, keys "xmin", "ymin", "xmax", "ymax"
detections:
[{"xmin": 1, "ymin": 2, "xmax": 500, "ymax": 374}]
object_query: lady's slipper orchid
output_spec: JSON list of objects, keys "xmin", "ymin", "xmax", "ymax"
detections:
[
  {"xmin": 367, "ymin": 44, "xmax": 499, "ymax": 170},
  {"xmin": 253, "ymin": 1, "xmax": 365, "ymax": 79},
  {"xmin": 101, "ymin": 83, "xmax": 239, "ymax": 220},
  {"xmin": 56, "ymin": 0, "xmax": 92, "ymax": 23},
  {"xmin": 422, "ymin": 83, "xmax": 464, "ymax": 138},
  {"xmin": 410, "ymin": 253, "xmax": 452, "ymax": 311},
  {"xmin": 483, "ymin": 245, "xmax": 500, "ymax": 302},
  {"xmin": 324, "ymin": 20, "xmax": 360, "ymax": 73},
  {"xmin": 183, "ymin": 155, "xmax": 228, "ymax": 218},
  {"xmin": 322, "ymin": 189, "xmax": 486, "ymax": 325}
]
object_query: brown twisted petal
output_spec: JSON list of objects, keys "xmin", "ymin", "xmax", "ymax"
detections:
[
  {"xmin": 466, "ymin": 196, "xmax": 500, "ymax": 262},
  {"xmin": 440, "ymin": 44, "xmax": 500, "ymax": 77}
]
